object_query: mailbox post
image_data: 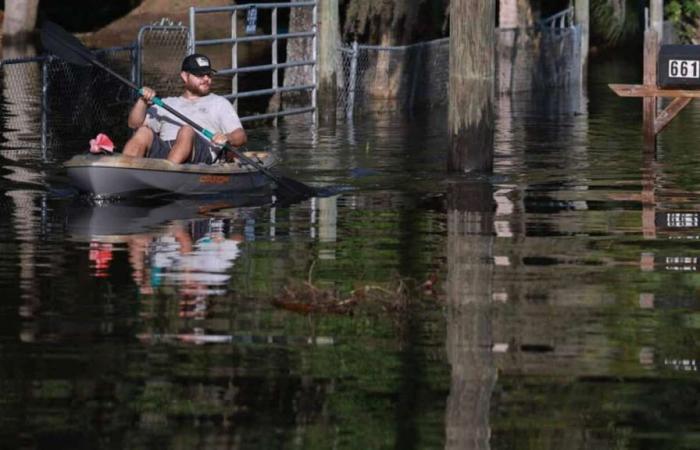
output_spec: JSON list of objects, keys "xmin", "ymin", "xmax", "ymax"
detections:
[
  {"xmin": 607, "ymin": 2, "xmax": 700, "ymax": 152},
  {"xmin": 609, "ymin": 43, "xmax": 700, "ymax": 151}
]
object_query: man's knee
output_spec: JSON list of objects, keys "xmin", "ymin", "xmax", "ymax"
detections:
[
  {"xmin": 176, "ymin": 126, "xmax": 195, "ymax": 141},
  {"xmin": 124, "ymin": 126, "xmax": 153, "ymax": 156}
]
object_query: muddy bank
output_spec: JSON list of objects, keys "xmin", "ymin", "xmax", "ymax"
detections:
[{"xmin": 80, "ymin": 0, "xmax": 268, "ymax": 78}]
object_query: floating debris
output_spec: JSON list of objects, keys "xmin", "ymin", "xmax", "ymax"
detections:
[{"xmin": 273, "ymin": 263, "xmax": 441, "ymax": 315}]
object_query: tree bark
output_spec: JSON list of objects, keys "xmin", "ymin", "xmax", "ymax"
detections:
[
  {"xmin": 318, "ymin": 0, "xmax": 341, "ymax": 122},
  {"xmin": 575, "ymin": 0, "xmax": 589, "ymax": 84},
  {"xmin": 282, "ymin": 0, "xmax": 314, "ymax": 107},
  {"xmin": 3, "ymin": 0, "xmax": 40, "ymax": 42},
  {"xmin": 499, "ymin": 0, "xmax": 535, "ymax": 28},
  {"xmin": 448, "ymin": 0, "xmax": 495, "ymax": 173}
]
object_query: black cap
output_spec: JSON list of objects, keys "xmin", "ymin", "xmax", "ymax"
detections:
[{"xmin": 181, "ymin": 54, "xmax": 217, "ymax": 75}]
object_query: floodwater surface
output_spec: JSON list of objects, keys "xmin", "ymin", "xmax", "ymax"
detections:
[{"xmin": 1, "ymin": 57, "xmax": 700, "ymax": 449}]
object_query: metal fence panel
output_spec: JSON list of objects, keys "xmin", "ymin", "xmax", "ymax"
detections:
[{"xmin": 189, "ymin": 2, "xmax": 318, "ymax": 124}]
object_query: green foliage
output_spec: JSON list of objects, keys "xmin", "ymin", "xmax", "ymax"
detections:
[{"xmin": 666, "ymin": 0, "xmax": 700, "ymax": 43}]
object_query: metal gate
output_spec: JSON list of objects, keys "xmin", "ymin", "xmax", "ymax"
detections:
[{"xmin": 188, "ymin": 1, "xmax": 317, "ymax": 124}]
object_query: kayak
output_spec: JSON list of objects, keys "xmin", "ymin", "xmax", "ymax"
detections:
[
  {"xmin": 64, "ymin": 151, "xmax": 278, "ymax": 196},
  {"xmin": 65, "ymin": 193, "xmax": 272, "ymax": 240}
]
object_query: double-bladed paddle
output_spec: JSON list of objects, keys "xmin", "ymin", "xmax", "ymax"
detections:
[{"xmin": 40, "ymin": 20, "xmax": 317, "ymax": 200}]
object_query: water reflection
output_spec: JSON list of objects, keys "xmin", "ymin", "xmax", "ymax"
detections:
[
  {"xmin": 127, "ymin": 218, "xmax": 243, "ymax": 297},
  {"xmin": 3, "ymin": 56, "xmax": 700, "ymax": 448},
  {"xmin": 445, "ymin": 180, "xmax": 496, "ymax": 450},
  {"xmin": 2, "ymin": 40, "xmax": 47, "ymax": 327}
]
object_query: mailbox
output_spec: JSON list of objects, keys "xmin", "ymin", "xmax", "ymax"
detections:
[{"xmin": 658, "ymin": 45, "xmax": 700, "ymax": 88}]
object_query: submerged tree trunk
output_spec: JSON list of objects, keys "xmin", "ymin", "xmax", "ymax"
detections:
[
  {"xmin": 281, "ymin": 0, "xmax": 314, "ymax": 107},
  {"xmin": 3, "ymin": 0, "xmax": 39, "ymax": 42},
  {"xmin": 318, "ymin": 0, "xmax": 342, "ymax": 122},
  {"xmin": 342, "ymin": 0, "xmax": 448, "ymax": 99},
  {"xmin": 448, "ymin": 0, "xmax": 495, "ymax": 173},
  {"xmin": 499, "ymin": 0, "xmax": 536, "ymax": 28}
]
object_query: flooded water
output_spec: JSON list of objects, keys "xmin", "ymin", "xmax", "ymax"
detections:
[{"xmin": 1, "ymin": 56, "xmax": 700, "ymax": 449}]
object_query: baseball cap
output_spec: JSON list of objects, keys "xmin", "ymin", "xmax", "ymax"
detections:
[{"xmin": 181, "ymin": 54, "xmax": 217, "ymax": 75}]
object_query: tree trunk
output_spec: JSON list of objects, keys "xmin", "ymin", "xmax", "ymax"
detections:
[
  {"xmin": 499, "ymin": 0, "xmax": 517, "ymax": 28},
  {"xmin": 318, "ymin": 0, "xmax": 341, "ymax": 122},
  {"xmin": 282, "ymin": 0, "xmax": 314, "ymax": 107},
  {"xmin": 499, "ymin": 0, "xmax": 535, "ymax": 28},
  {"xmin": 575, "ymin": 0, "xmax": 590, "ymax": 85},
  {"xmin": 448, "ymin": 0, "xmax": 495, "ymax": 173},
  {"xmin": 3, "ymin": 0, "xmax": 39, "ymax": 42}
]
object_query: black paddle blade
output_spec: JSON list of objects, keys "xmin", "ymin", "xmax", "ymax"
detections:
[
  {"xmin": 273, "ymin": 175, "xmax": 318, "ymax": 202},
  {"xmin": 41, "ymin": 21, "xmax": 94, "ymax": 67}
]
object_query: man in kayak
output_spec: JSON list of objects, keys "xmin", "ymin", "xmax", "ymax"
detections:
[{"xmin": 122, "ymin": 53, "xmax": 247, "ymax": 164}]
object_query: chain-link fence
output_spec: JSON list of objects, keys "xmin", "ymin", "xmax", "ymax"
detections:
[
  {"xmin": 47, "ymin": 47, "xmax": 136, "ymax": 150},
  {"xmin": 337, "ymin": 26, "xmax": 582, "ymax": 117},
  {"xmin": 0, "ymin": 24, "xmax": 189, "ymax": 158},
  {"xmin": 137, "ymin": 24, "xmax": 189, "ymax": 97},
  {"xmin": 0, "ymin": 47, "xmax": 135, "ymax": 158},
  {"xmin": 338, "ymin": 38, "xmax": 449, "ymax": 117}
]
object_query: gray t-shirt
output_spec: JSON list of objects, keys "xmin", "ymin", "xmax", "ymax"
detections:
[{"xmin": 145, "ymin": 93, "xmax": 243, "ymax": 143}]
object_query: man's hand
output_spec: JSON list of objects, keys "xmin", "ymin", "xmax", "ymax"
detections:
[
  {"xmin": 129, "ymin": 86, "xmax": 156, "ymax": 129},
  {"xmin": 139, "ymin": 86, "xmax": 156, "ymax": 103},
  {"xmin": 212, "ymin": 133, "xmax": 228, "ymax": 146}
]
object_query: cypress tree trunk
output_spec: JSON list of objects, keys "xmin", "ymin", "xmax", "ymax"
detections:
[
  {"xmin": 318, "ymin": 0, "xmax": 341, "ymax": 122},
  {"xmin": 282, "ymin": 0, "xmax": 314, "ymax": 106},
  {"xmin": 448, "ymin": 0, "xmax": 495, "ymax": 173},
  {"xmin": 499, "ymin": 0, "xmax": 535, "ymax": 28},
  {"xmin": 3, "ymin": 0, "xmax": 39, "ymax": 42}
]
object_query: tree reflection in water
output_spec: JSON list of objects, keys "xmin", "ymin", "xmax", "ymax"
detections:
[{"xmin": 446, "ymin": 180, "xmax": 497, "ymax": 450}]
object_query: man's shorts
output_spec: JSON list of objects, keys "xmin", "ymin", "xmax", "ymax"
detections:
[{"xmin": 147, "ymin": 133, "xmax": 215, "ymax": 164}]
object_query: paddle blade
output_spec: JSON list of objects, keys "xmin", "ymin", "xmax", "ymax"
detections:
[
  {"xmin": 41, "ymin": 21, "xmax": 93, "ymax": 67},
  {"xmin": 273, "ymin": 175, "xmax": 318, "ymax": 202}
]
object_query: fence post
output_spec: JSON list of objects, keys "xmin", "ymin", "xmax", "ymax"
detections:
[
  {"xmin": 312, "ymin": 0, "xmax": 318, "ymax": 124},
  {"xmin": 347, "ymin": 40, "xmax": 358, "ymax": 118},
  {"xmin": 272, "ymin": 7, "xmax": 279, "ymax": 126},
  {"xmin": 231, "ymin": 8, "xmax": 238, "ymax": 111},
  {"xmin": 188, "ymin": 7, "xmax": 196, "ymax": 54},
  {"xmin": 41, "ymin": 57, "xmax": 48, "ymax": 161}
]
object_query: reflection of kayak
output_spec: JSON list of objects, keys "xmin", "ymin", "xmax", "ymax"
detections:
[
  {"xmin": 66, "ymin": 193, "xmax": 271, "ymax": 240},
  {"xmin": 64, "ymin": 151, "xmax": 277, "ymax": 196}
]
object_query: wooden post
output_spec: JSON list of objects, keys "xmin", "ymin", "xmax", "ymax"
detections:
[
  {"xmin": 317, "ymin": 0, "xmax": 340, "ymax": 122},
  {"xmin": 575, "ymin": 0, "xmax": 589, "ymax": 83},
  {"xmin": 643, "ymin": 29, "xmax": 658, "ymax": 149},
  {"xmin": 448, "ymin": 0, "xmax": 495, "ymax": 173},
  {"xmin": 643, "ymin": 1, "xmax": 664, "ymax": 150},
  {"xmin": 650, "ymin": 0, "xmax": 664, "ymax": 40}
]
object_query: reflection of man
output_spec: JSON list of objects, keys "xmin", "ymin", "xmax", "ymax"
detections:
[{"xmin": 126, "ymin": 219, "xmax": 243, "ymax": 299}]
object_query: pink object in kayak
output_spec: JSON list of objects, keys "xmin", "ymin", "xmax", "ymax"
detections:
[{"xmin": 89, "ymin": 133, "xmax": 115, "ymax": 154}]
